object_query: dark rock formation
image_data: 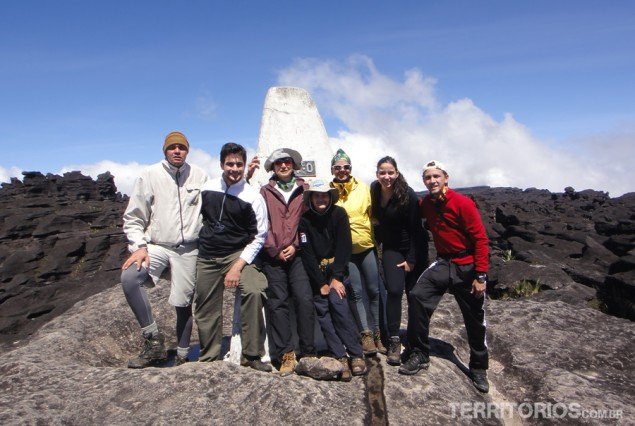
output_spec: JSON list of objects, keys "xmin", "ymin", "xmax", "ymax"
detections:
[
  {"xmin": 461, "ymin": 186, "xmax": 635, "ymax": 319},
  {"xmin": 0, "ymin": 171, "xmax": 128, "ymax": 348}
]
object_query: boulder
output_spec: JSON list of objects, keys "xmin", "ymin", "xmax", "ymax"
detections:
[{"xmin": 295, "ymin": 356, "xmax": 342, "ymax": 381}]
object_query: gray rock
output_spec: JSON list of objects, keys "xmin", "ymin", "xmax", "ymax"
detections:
[
  {"xmin": 295, "ymin": 356, "xmax": 342, "ymax": 381},
  {"xmin": 2, "ymin": 282, "xmax": 634, "ymax": 424},
  {"xmin": 0, "ymin": 282, "xmax": 369, "ymax": 425}
]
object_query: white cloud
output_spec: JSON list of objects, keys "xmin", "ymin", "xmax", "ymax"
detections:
[
  {"xmin": 0, "ymin": 166, "xmax": 23, "ymax": 186},
  {"xmin": 278, "ymin": 55, "xmax": 635, "ymax": 196},
  {"xmin": 57, "ymin": 148, "xmax": 225, "ymax": 196},
  {"xmin": 59, "ymin": 160, "xmax": 148, "ymax": 196}
]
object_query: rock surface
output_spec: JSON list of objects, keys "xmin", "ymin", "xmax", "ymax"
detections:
[
  {"xmin": 0, "ymin": 279, "xmax": 632, "ymax": 424},
  {"xmin": 0, "ymin": 171, "xmax": 128, "ymax": 348},
  {"xmin": 463, "ymin": 186, "xmax": 635, "ymax": 319}
]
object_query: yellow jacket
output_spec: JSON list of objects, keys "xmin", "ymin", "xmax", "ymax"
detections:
[{"xmin": 331, "ymin": 177, "xmax": 374, "ymax": 254}]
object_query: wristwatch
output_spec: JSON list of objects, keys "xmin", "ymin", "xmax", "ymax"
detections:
[{"xmin": 476, "ymin": 273, "xmax": 488, "ymax": 284}]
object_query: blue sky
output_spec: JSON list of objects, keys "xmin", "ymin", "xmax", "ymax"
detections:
[{"xmin": 1, "ymin": 1, "xmax": 634, "ymax": 195}]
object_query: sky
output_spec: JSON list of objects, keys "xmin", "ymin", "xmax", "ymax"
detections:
[{"xmin": 1, "ymin": 1, "xmax": 634, "ymax": 196}]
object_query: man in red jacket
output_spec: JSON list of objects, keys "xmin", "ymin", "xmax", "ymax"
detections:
[{"xmin": 400, "ymin": 160, "xmax": 490, "ymax": 393}]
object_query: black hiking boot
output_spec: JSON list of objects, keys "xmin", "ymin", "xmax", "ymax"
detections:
[
  {"xmin": 398, "ymin": 350, "xmax": 429, "ymax": 375},
  {"xmin": 241, "ymin": 356, "xmax": 273, "ymax": 373},
  {"xmin": 173, "ymin": 354, "xmax": 189, "ymax": 366},
  {"xmin": 127, "ymin": 332, "xmax": 167, "ymax": 369},
  {"xmin": 471, "ymin": 369, "xmax": 489, "ymax": 393},
  {"xmin": 386, "ymin": 336, "xmax": 402, "ymax": 366}
]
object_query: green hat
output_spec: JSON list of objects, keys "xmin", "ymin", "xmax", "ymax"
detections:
[{"xmin": 331, "ymin": 148, "xmax": 351, "ymax": 166}]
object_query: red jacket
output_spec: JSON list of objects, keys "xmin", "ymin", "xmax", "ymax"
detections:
[
  {"xmin": 420, "ymin": 188, "xmax": 489, "ymax": 273},
  {"xmin": 260, "ymin": 177, "xmax": 308, "ymax": 260}
]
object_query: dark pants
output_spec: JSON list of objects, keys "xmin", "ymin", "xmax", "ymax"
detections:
[
  {"xmin": 382, "ymin": 249, "xmax": 419, "ymax": 337},
  {"xmin": 407, "ymin": 259, "xmax": 488, "ymax": 370},
  {"xmin": 262, "ymin": 256, "xmax": 316, "ymax": 358},
  {"xmin": 348, "ymin": 248, "xmax": 381, "ymax": 332},
  {"xmin": 314, "ymin": 290, "xmax": 363, "ymax": 359}
]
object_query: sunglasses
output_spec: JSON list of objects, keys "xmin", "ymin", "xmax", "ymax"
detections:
[
  {"xmin": 274, "ymin": 157, "xmax": 293, "ymax": 166},
  {"xmin": 332, "ymin": 164, "xmax": 351, "ymax": 171}
]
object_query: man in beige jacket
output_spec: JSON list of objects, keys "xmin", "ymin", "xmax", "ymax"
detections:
[{"xmin": 121, "ymin": 131, "xmax": 208, "ymax": 368}]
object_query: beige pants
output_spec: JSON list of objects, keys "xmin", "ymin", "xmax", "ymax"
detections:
[{"xmin": 147, "ymin": 243, "xmax": 198, "ymax": 307}]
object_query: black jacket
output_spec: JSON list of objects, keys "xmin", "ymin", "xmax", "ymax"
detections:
[
  {"xmin": 370, "ymin": 181, "xmax": 423, "ymax": 265},
  {"xmin": 299, "ymin": 205, "xmax": 352, "ymax": 291}
]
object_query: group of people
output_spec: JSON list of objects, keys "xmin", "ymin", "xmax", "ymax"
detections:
[{"xmin": 120, "ymin": 131, "xmax": 490, "ymax": 392}]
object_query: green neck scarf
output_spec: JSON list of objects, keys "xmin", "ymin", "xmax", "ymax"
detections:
[{"xmin": 276, "ymin": 176, "xmax": 296, "ymax": 192}]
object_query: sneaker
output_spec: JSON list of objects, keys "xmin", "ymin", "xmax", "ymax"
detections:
[
  {"xmin": 279, "ymin": 351, "xmax": 297, "ymax": 376},
  {"xmin": 127, "ymin": 332, "xmax": 167, "ymax": 369},
  {"xmin": 339, "ymin": 357, "xmax": 352, "ymax": 382},
  {"xmin": 398, "ymin": 350, "xmax": 429, "ymax": 375},
  {"xmin": 241, "ymin": 356, "xmax": 273, "ymax": 373},
  {"xmin": 173, "ymin": 354, "xmax": 188, "ymax": 366},
  {"xmin": 471, "ymin": 369, "xmax": 489, "ymax": 393},
  {"xmin": 374, "ymin": 330, "xmax": 387, "ymax": 355},
  {"xmin": 386, "ymin": 336, "xmax": 402, "ymax": 366},
  {"xmin": 361, "ymin": 331, "xmax": 378, "ymax": 356},
  {"xmin": 351, "ymin": 357, "xmax": 368, "ymax": 376}
]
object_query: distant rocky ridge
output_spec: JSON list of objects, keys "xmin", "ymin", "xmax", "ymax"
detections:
[
  {"xmin": 0, "ymin": 171, "xmax": 128, "ymax": 348},
  {"xmin": 462, "ymin": 186, "xmax": 635, "ymax": 319}
]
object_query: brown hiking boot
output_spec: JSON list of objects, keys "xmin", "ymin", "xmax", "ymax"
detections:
[
  {"xmin": 374, "ymin": 330, "xmax": 387, "ymax": 355},
  {"xmin": 279, "ymin": 351, "xmax": 297, "ymax": 376},
  {"xmin": 361, "ymin": 331, "xmax": 377, "ymax": 356},
  {"xmin": 127, "ymin": 332, "xmax": 167, "ymax": 369},
  {"xmin": 351, "ymin": 357, "xmax": 368, "ymax": 376},
  {"xmin": 387, "ymin": 336, "xmax": 402, "ymax": 366},
  {"xmin": 339, "ymin": 357, "xmax": 352, "ymax": 382}
]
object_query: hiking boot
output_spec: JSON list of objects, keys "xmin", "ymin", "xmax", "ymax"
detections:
[
  {"xmin": 339, "ymin": 357, "xmax": 352, "ymax": 382},
  {"xmin": 351, "ymin": 357, "xmax": 368, "ymax": 376},
  {"xmin": 279, "ymin": 351, "xmax": 297, "ymax": 376},
  {"xmin": 386, "ymin": 336, "xmax": 402, "ymax": 366},
  {"xmin": 374, "ymin": 330, "xmax": 387, "ymax": 355},
  {"xmin": 471, "ymin": 369, "xmax": 489, "ymax": 393},
  {"xmin": 241, "ymin": 356, "xmax": 273, "ymax": 373},
  {"xmin": 361, "ymin": 331, "xmax": 377, "ymax": 356},
  {"xmin": 127, "ymin": 332, "xmax": 167, "ymax": 369},
  {"xmin": 398, "ymin": 350, "xmax": 429, "ymax": 375},
  {"xmin": 173, "ymin": 354, "xmax": 188, "ymax": 366}
]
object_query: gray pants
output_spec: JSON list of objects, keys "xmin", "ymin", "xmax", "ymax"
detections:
[{"xmin": 194, "ymin": 251, "xmax": 268, "ymax": 361}]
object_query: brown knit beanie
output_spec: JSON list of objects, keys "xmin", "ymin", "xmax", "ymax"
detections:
[{"xmin": 163, "ymin": 131, "xmax": 190, "ymax": 153}]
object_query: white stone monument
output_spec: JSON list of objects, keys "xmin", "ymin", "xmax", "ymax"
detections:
[
  {"xmin": 224, "ymin": 86, "xmax": 333, "ymax": 365},
  {"xmin": 250, "ymin": 86, "xmax": 334, "ymax": 187}
]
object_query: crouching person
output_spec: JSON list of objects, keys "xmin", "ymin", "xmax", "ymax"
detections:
[
  {"xmin": 121, "ymin": 131, "xmax": 208, "ymax": 368},
  {"xmin": 299, "ymin": 179, "xmax": 367, "ymax": 381},
  {"xmin": 194, "ymin": 142, "xmax": 271, "ymax": 372}
]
